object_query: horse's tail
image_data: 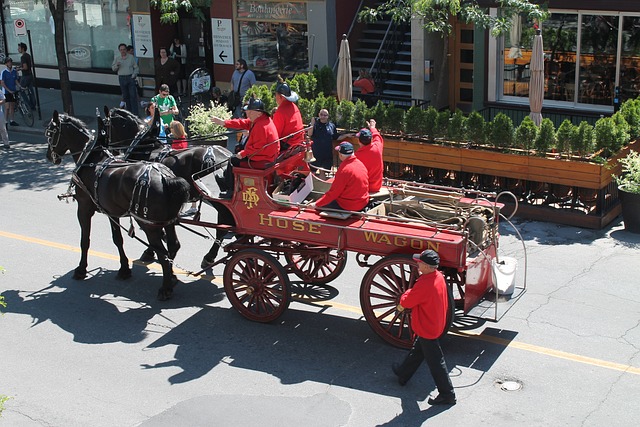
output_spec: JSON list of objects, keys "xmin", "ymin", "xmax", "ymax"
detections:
[{"xmin": 164, "ymin": 176, "xmax": 191, "ymax": 215}]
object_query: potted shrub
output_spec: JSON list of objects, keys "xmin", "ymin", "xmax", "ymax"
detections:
[{"xmin": 614, "ymin": 150, "xmax": 640, "ymax": 233}]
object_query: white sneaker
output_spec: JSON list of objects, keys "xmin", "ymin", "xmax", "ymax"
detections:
[
  {"xmin": 119, "ymin": 101, "xmax": 126, "ymax": 108},
  {"xmin": 180, "ymin": 207, "xmax": 198, "ymax": 217}
]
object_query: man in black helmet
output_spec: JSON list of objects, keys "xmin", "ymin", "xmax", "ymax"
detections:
[{"xmin": 211, "ymin": 97, "xmax": 279, "ymax": 198}]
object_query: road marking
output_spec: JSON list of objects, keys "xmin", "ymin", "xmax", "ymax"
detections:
[{"xmin": 2, "ymin": 229, "xmax": 639, "ymax": 376}]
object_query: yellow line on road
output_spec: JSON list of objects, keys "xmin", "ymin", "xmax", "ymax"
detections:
[{"xmin": 2, "ymin": 229, "xmax": 639, "ymax": 376}]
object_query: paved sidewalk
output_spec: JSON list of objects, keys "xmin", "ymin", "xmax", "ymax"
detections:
[{"xmin": 8, "ymin": 87, "xmax": 124, "ymax": 137}]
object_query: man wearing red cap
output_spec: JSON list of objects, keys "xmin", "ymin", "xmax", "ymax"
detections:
[
  {"xmin": 354, "ymin": 118, "xmax": 384, "ymax": 193},
  {"xmin": 211, "ymin": 97, "xmax": 279, "ymax": 198},
  {"xmin": 393, "ymin": 249, "xmax": 456, "ymax": 406},
  {"xmin": 273, "ymin": 81, "xmax": 305, "ymax": 151},
  {"xmin": 310, "ymin": 141, "xmax": 369, "ymax": 212}
]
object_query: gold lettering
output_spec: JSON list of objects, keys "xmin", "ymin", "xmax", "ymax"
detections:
[
  {"xmin": 276, "ymin": 218, "xmax": 288, "ymax": 229},
  {"xmin": 292, "ymin": 221, "xmax": 305, "ymax": 232},
  {"xmin": 378, "ymin": 234, "xmax": 392, "ymax": 245},
  {"xmin": 307, "ymin": 223, "xmax": 321, "ymax": 234},
  {"xmin": 394, "ymin": 236, "xmax": 407, "ymax": 247},
  {"xmin": 364, "ymin": 231, "xmax": 377, "ymax": 242},
  {"xmin": 258, "ymin": 213, "xmax": 272, "ymax": 227}
]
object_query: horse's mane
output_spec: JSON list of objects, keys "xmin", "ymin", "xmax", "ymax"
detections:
[
  {"xmin": 111, "ymin": 107, "xmax": 145, "ymax": 126},
  {"xmin": 61, "ymin": 113, "xmax": 89, "ymax": 130}
]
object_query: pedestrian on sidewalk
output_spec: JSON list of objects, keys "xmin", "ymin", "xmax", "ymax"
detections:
[
  {"xmin": 150, "ymin": 84, "xmax": 179, "ymax": 131},
  {"xmin": 392, "ymin": 249, "xmax": 456, "ymax": 406},
  {"xmin": 17, "ymin": 43, "xmax": 36, "ymax": 110},
  {"xmin": 112, "ymin": 43, "xmax": 139, "ymax": 116},
  {"xmin": 1, "ymin": 57, "xmax": 19, "ymax": 126},
  {"xmin": 155, "ymin": 47, "xmax": 180, "ymax": 96},
  {"xmin": 0, "ymin": 91, "xmax": 11, "ymax": 148}
]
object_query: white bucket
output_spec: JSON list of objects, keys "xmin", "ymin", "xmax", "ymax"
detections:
[{"xmin": 491, "ymin": 257, "xmax": 518, "ymax": 295}]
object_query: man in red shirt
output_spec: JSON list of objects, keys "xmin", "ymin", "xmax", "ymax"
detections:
[
  {"xmin": 310, "ymin": 142, "xmax": 369, "ymax": 212},
  {"xmin": 211, "ymin": 97, "xmax": 279, "ymax": 198},
  {"xmin": 392, "ymin": 249, "xmax": 456, "ymax": 406},
  {"xmin": 272, "ymin": 81, "xmax": 305, "ymax": 151},
  {"xmin": 354, "ymin": 119, "xmax": 384, "ymax": 192}
]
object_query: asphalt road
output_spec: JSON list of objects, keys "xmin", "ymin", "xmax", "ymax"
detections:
[{"xmin": 1, "ymin": 133, "xmax": 639, "ymax": 426}]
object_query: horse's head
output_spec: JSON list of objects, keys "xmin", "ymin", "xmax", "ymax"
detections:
[
  {"xmin": 105, "ymin": 107, "xmax": 146, "ymax": 149},
  {"xmin": 45, "ymin": 110, "xmax": 93, "ymax": 165}
]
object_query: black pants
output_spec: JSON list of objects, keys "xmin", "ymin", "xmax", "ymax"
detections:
[{"xmin": 395, "ymin": 336, "xmax": 455, "ymax": 396}]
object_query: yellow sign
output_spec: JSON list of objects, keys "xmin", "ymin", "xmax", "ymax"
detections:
[{"xmin": 242, "ymin": 187, "xmax": 259, "ymax": 209}]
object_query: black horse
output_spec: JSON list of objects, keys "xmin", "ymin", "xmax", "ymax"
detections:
[
  {"xmin": 45, "ymin": 111, "xmax": 191, "ymax": 300},
  {"xmin": 103, "ymin": 107, "xmax": 235, "ymax": 268}
]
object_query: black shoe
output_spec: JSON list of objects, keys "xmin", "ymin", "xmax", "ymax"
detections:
[
  {"xmin": 427, "ymin": 394, "xmax": 456, "ymax": 406},
  {"xmin": 9, "ymin": 121, "xmax": 19, "ymax": 126},
  {"xmin": 392, "ymin": 363, "xmax": 407, "ymax": 386},
  {"xmin": 218, "ymin": 191, "xmax": 233, "ymax": 199}
]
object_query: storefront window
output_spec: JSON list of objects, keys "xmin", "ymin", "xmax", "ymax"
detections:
[
  {"xmin": 236, "ymin": 1, "xmax": 309, "ymax": 80},
  {"xmin": 498, "ymin": 11, "xmax": 640, "ymax": 109},
  {"xmin": 3, "ymin": 0, "xmax": 132, "ymax": 70}
]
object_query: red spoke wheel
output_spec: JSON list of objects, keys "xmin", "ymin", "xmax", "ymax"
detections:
[
  {"xmin": 223, "ymin": 248, "xmax": 291, "ymax": 323},
  {"xmin": 285, "ymin": 248, "xmax": 347, "ymax": 284},
  {"xmin": 360, "ymin": 255, "xmax": 455, "ymax": 349}
]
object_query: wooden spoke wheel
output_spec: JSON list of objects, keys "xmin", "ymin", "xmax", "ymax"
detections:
[
  {"xmin": 360, "ymin": 255, "xmax": 418, "ymax": 349},
  {"xmin": 285, "ymin": 248, "xmax": 347, "ymax": 284},
  {"xmin": 223, "ymin": 248, "xmax": 291, "ymax": 323},
  {"xmin": 360, "ymin": 255, "xmax": 455, "ymax": 349}
]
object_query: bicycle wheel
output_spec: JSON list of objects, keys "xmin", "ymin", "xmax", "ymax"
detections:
[{"xmin": 18, "ymin": 93, "xmax": 34, "ymax": 127}]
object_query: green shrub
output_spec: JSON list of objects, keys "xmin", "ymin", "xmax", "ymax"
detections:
[
  {"xmin": 595, "ymin": 116, "xmax": 629, "ymax": 157},
  {"xmin": 352, "ymin": 99, "xmax": 369, "ymax": 130},
  {"xmin": 435, "ymin": 110, "xmax": 450, "ymax": 138},
  {"xmin": 556, "ymin": 119, "xmax": 576, "ymax": 155},
  {"xmin": 619, "ymin": 98, "xmax": 640, "ymax": 140},
  {"xmin": 447, "ymin": 109, "xmax": 466, "ymax": 141},
  {"xmin": 490, "ymin": 113, "xmax": 515, "ymax": 149},
  {"xmin": 405, "ymin": 106, "xmax": 427, "ymax": 136},
  {"xmin": 324, "ymin": 96, "xmax": 339, "ymax": 124},
  {"xmin": 244, "ymin": 84, "xmax": 276, "ymax": 113},
  {"xmin": 535, "ymin": 118, "xmax": 556, "ymax": 156},
  {"xmin": 297, "ymin": 98, "xmax": 315, "ymax": 124},
  {"xmin": 336, "ymin": 100, "xmax": 356, "ymax": 130},
  {"xmin": 287, "ymin": 73, "xmax": 317, "ymax": 100},
  {"xmin": 515, "ymin": 116, "xmax": 538, "ymax": 151},
  {"xmin": 313, "ymin": 93, "xmax": 328, "ymax": 119},
  {"xmin": 465, "ymin": 111, "xmax": 485, "ymax": 144},
  {"xmin": 573, "ymin": 121, "xmax": 595, "ymax": 158},
  {"xmin": 368, "ymin": 101, "xmax": 388, "ymax": 129},
  {"xmin": 186, "ymin": 102, "xmax": 231, "ymax": 138},
  {"xmin": 612, "ymin": 111, "xmax": 631, "ymax": 147},
  {"xmin": 386, "ymin": 104, "xmax": 405, "ymax": 134},
  {"xmin": 313, "ymin": 65, "xmax": 336, "ymax": 97},
  {"xmin": 423, "ymin": 106, "xmax": 438, "ymax": 139}
]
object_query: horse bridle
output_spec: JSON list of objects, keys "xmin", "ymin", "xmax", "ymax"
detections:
[{"xmin": 45, "ymin": 116, "xmax": 95, "ymax": 164}]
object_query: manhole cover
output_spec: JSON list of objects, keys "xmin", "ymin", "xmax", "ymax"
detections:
[{"xmin": 500, "ymin": 380, "xmax": 522, "ymax": 391}]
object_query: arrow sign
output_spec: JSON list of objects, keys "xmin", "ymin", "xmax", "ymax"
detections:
[
  {"xmin": 212, "ymin": 18, "xmax": 233, "ymax": 65},
  {"xmin": 140, "ymin": 45, "xmax": 148, "ymax": 56}
]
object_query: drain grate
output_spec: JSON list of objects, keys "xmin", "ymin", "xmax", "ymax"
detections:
[{"xmin": 495, "ymin": 378, "xmax": 523, "ymax": 391}]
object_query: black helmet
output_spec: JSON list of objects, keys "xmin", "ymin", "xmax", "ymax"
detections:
[
  {"xmin": 243, "ymin": 97, "xmax": 268, "ymax": 115},
  {"xmin": 275, "ymin": 82, "xmax": 299, "ymax": 102}
]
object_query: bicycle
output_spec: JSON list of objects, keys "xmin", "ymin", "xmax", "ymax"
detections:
[{"xmin": 15, "ymin": 87, "xmax": 34, "ymax": 127}]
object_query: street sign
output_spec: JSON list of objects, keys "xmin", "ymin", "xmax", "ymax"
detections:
[
  {"xmin": 212, "ymin": 18, "xmax": 233, "ymax": 65},
  {"xmin": 14, "ymin": 19, "xmax": 27, "ymax": 37},
  {"xmin": 132, "ymin": 13, "xmax": 154, "ymax": 59}
]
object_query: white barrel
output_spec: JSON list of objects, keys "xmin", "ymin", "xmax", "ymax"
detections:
[{"xmin": 491, "ymin": 257, "xmax": 517, "ymax": 295}]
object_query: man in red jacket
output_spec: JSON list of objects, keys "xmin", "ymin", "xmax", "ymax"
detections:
[
  {"xmin": 211, "ymin": 97, "xmax": 279, "ymax": 198},
  {"xmin": 272, "ymin": 81, "xmax": 305, "ymax": 151},
  {"xmin": 354, "ymin": 119, "xmax": 384, "ymax": 193},
  {"xmin": 392, "ymin": 249, "xmax": 456, "ymax": 406},
  {"xmin": 310, "ymin": 142, "xmax": 369, "ymax": 212}
]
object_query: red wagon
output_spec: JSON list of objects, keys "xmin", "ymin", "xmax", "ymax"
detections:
[{"xmin": 181, "ymin": 148, "xmax": 526, "ymax": 348}]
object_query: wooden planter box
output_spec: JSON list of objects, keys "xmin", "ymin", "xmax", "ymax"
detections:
[{"xmin": 381, "ymin": 138, "xmax": 640, "ymax": 229}]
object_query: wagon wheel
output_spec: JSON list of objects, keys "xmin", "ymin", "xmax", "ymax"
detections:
[
  {"xmin": 360, "ymin": 255, "xmax": 455, "ymax": 349},
  {"xmin": 223, "ymin": 248, "xmax": 291, "ymax": 323},
  {"xmin": 285, "ymin": 248, "xmax": 347, "ymax": 284}
]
